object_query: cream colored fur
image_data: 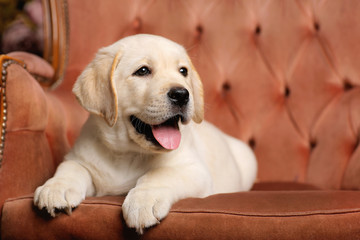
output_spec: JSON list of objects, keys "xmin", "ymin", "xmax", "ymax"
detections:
[{"xmin": 34, "ymin": 34, "xmax": 257, "ymax": 234}]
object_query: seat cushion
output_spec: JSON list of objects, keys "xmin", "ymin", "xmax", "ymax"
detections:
[{"xmin": 2, "ymin": 189, "xmax": 360, "ymax": 240}]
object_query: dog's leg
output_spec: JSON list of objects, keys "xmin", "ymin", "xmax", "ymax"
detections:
[
  {"xmin": 122, "ymin": 164, "xmax": 212, "ymax": 234},
  {"xmin": 34, "ymin": 160, "xmax": 94, "ymax": 216}
]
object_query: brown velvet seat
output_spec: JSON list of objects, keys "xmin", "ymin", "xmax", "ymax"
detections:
[{"xmin": 2, "ymin": 0, "xmax": 360, "ymax": 239}]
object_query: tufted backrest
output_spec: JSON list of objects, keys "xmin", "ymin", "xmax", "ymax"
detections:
[{"xmin": 57, "ymin": 0, "xmax": 360, "ymax": 190}]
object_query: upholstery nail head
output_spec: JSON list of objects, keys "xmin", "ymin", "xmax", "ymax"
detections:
[{"xmin": 0, "ymin": 58, "xmax": 26, "ymax": 166}]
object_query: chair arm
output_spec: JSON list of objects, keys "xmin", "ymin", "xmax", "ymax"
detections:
[
  {"xmin": 2, "ymin": 190, "xmax": 360, "ymax": 239},
  {"xmin": 0, "ymin": 52, "xmax": 87, "ymax": 211},
  {"xmin": 6, "ymin": 52, "xmax": 54, "ymax": 83}
]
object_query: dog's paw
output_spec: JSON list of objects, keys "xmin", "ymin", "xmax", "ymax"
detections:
[
  {"xmin": 122, "ymin": 188, "xmax": 172, "ymax": 234},
  {"xmin": 34, "ymin": 179, "xmax": 84, "ymax": 217}
]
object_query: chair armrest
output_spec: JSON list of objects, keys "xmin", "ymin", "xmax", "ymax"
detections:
[
  {"xmin": 6, "ymin": 52, "xmax": 54, "ymax": 83},
  {"xmin": 0, "ymin": 52, "xmax": 87, "ymax": 211},
  {"xmin": 2, "ymin": 190, "xmax": 360, "ymax": 239}
]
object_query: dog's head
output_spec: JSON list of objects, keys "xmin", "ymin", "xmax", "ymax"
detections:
[{"xmin": 73, "ymin": 34, "xmax": 204, "ymax": 152}]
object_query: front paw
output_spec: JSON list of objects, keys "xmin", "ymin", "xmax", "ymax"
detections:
[
  {"xmin": 34, "ymin": 179, "xmax": 84, "ymax": 217},
  {"xmin": 122, "ymin": 188, "xmax": 172, "ymax": 234}
]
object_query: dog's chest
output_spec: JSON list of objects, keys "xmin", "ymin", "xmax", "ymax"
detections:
[{"xmin": 89, "ymin": 153, "xmax": 151, "ymax": 196}]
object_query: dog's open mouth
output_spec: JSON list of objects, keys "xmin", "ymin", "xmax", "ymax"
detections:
[{"xmin": 130, "ymin": 115, "xmax": 182, "ymax": 150}]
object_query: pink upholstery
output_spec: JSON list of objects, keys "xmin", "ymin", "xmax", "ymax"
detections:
[
  {"xmin": 58, "ymin": 0, "xmax": 360, "ymax": 187},
  {"xmin": 1, "ymin": 0, "xmax": 360, "ymax": 239}
]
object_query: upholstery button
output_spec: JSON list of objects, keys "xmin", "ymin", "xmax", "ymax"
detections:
[
  {"xmin": 248, "ymin": 138, "xmax": 256, "ymax": 149},
  {"xmin": 195, "ymin": 25, "xmax": 203, "ymax": 40},
  {"xmin": 196, "ymin": 25, "xmax": 203, "ymax": 35},
  {"xmin": 221, "ymin": 82, "xmax": 231, "ymax": 98},
  {"xmin": 355, "ymin": 137, "xmax": 360, "ymax": 150},
  {"xmin": 343, "ymin": 79, "xmax": 353, "ymax": 91},
  {"xmin": 222, "ymin": 82, "xmax": 231, "ymax": 93},
  {"xmin": 255, "ymin": 25, "xmax": 261, "ymax": 35},
  {"xmin": 310, "ymin": 140, "xmax": 317, "ymax": 150},
  {"xmin": 314, "ymin": 22, "xmax": 320, "ymax": 32},
  {"xmin": 133, "ymin": 17, "xmax": 142, "ymax": 30},
  {"xmin": 284, "ymin": 86, "xmax": 291, "ymax": 98}
]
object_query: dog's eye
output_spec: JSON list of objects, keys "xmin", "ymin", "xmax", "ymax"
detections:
[
  {"xmin": 179, "ymin": 67, "xmax": 188, "ymax": 77},
  {"xmin": 133, "ymin": 66, "xmax": 151, "ymax": 76}
]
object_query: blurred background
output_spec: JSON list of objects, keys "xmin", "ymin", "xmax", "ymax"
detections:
[{"xmin": 0, "ymin": 0, "xmax": 43, "ymax": 56}]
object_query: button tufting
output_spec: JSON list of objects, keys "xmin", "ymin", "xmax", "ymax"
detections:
[
  {"xmin": 310, "ymin": 140, "xmax": 317, "ymax": 150},
  {"xmin": 195, "ymin": 25, "xmax": 204, "ymax": 40},
  {"xmin": 314, "ymin": 22, "xmax": 320, "ymax": 32},
  {"xmin": 133, "ymin": 17, "xmax": 142, "ymax": 30},
  {"xmin": 222, "ymin": 82, "xmax": 231, "ymax": 93},
  {"xmin": 195, "ymin": 24, "xmax": 204, "ymax": 41},
  {"xmin": 196, "ymin": 25, "xmax": 203, "ymax": 35},
  {"xmin": 248, "ymin": 138, "xmax": 256, "ymax": 149},
  {"xmin": 284, "ymin": 86, "xmax": 291, "ymax": 98},
  {"xmin": 255, "ymin": 25, "xmax": 261, "ymax": 35},
  {"xmin": 354, "ymin": 137, "xmax": 360, "ymax": 150},
  {"xmin": 343, "ymin": 79, "xmax": 353, "ymax": 91}
]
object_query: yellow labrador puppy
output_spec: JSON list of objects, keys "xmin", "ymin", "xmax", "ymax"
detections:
[{"xmin": 34, "ymin": 34, "xmax": 257, "ymax": 234}]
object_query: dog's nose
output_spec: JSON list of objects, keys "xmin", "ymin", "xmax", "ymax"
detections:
[{"xmin": 167, "ymin": 87, "xmax": 189, "ymax": 107}]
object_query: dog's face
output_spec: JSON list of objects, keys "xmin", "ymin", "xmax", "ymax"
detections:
[{"xmin": 73, "ymin": 34, "xmax": 204, "ymax": 152}]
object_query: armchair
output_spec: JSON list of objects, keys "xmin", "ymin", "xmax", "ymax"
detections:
[{"xmin": 2, "ymin": 0, "xmax": 360, "ymax": 239}]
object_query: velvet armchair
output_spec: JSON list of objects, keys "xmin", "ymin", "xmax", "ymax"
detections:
[{"xmin": 2, "ymin": 0, "xmax": 360, "ymax": 239}]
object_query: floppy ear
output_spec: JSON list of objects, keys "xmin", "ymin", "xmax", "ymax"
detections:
[
  {"xmin": 189, "ymin": 61, "xmax": 204, "ymax": 123},
  {"xmin": 72, "ymin": 49, "xmax": 122, "ymax": 127}
]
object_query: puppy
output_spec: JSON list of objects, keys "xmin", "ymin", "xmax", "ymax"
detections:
[{"xmin": 34, "ymin": 34, "xmax": 257, "ymax": 234}]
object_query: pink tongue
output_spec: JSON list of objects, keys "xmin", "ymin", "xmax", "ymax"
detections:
[{"xmin": 152, "ymin": 126, "xmax": 181, "ymax": 150}]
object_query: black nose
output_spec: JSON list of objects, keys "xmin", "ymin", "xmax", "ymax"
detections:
[{"xmin": 167, "ymin": 87, "xmax": 189, "ymax": 107}]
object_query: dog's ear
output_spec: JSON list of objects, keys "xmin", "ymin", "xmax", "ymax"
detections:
[
  {"xmin": 189, "ymin": 61, "xmax": 204, "ymax": 123},
  {"xmin": 73, "ymin": 49, "xmax": 122, "ymax": 127}
]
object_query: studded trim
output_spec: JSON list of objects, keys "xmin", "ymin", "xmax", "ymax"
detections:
[{"xmin": 0, "ymin": 55, "xmax": 26, "ymax": 167}]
